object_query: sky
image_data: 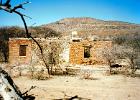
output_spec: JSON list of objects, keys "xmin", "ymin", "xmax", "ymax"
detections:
[{"xmin": 0, "ymin": 0, "xmax": 140, "ymax": 27}]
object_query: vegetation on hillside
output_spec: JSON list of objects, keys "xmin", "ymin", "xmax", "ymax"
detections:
[
  {"xmin": 0, "ymin": 26, "xmax": 62, "ymax": 38},
  {"xmin": 42, "ymin": 17, "xmax": 140, "ymax": 36}
]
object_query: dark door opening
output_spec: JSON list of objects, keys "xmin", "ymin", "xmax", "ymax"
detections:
[
  {"xmin": 19, "ymin": 45, "xmax": 28, "ymax": 56},
  {"xmin": 84, "ymin": 46, "xmax": 91, "ymax": 58}
]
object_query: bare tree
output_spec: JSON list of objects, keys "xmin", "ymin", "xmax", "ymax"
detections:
[
  {"xmin": 0, "ymin": 0, "xmax": 50, "ymax": 75},
  {"xmin": 122, "ymin": 47, "xmax": 138, "ymax": 74},
  {"xmin": 98, "ymin": 44, "xmax": 139, "ymax": 75},
  {"xmin": 0, "ymin": 0, "xmax": 44, "ymax": 99},
  {"xmin": 96, "ymin": 46, "xmax": 117, "ymax": 73},
  {"xmin": 0, "ymin": 67, "xmax": 36, "ymax": 99},
  {"xmin": 114, "ymin": 33, "xmax": 140, "ymax": 74}
]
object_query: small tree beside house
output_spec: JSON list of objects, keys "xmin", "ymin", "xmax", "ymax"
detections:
[
  {"xmin": 98, "ymin": 44, "xmax": 139, "ymax": 75},
  {"xmin": 97, "ymin": 46, "xmax": 117, "ymax": 74}
]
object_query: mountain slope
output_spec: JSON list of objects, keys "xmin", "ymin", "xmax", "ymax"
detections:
[{"xmin": 41, "ymin": 17, "xmax": 140, "ymax": 37}]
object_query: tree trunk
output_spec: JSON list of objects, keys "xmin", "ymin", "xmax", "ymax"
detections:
[
  {"xmin": 130, "ymin": 59, "xmax": 137, "ymax": 75},
  {"xmin": 0, "ymin": 68, "xmax": 23, "ymax": 100},
  {"xmin": 108, "ymin": 60, "xmax": 112, "ymax": 74}
]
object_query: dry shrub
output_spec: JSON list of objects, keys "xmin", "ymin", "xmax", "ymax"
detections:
[
  {"xmin": 79, "ymin": 69, "xmax": 94, "ymax": 80},
  {"xmin": 31, "ymin": 69, "xmax": 49, "ymax": 80},
  {"xmin": 105, "ymin": 66, "xmax": 130, "ymax": 76},
  {"xmin": 66, "ymin": 67, "xmax": 80, "ymax": 75},
  {"xmin": 0, "ymin": 95, "xmax": 4, "ymax": 100},
  {"xmin": 28, "ymin": 66, "xmax": 36, "ymax": 78}
]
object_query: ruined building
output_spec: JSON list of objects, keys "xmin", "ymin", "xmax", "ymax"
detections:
[
  {"xmin": 70, "ymin": 39, "xmax": 112, "ymax": 64},
  {"xmin": 7, "ymin": 31, "xmax": 112, "ymax": 66},
  {"xmin": 9, "ymin": 38, "xmax": 32, "ymax": 65}
]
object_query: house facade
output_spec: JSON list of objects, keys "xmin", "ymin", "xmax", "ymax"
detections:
[
  {"xmin": 8, "ymin": 37, "xmax": 112, "ymax": 66},
  {"xmin": 69, "ymin": 39, "xmax": 112, "ymax": 64},
  {"xmin": 9, "ymin": 38, "xmax": 32, "ymax": 65}
]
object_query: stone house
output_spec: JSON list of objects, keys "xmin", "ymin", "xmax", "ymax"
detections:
[
  {"xmin": 9, "ymin": 38, "xmax": 32, "ymax": 66},
  {"xmin": 69, "ymin": 39, "xmax": 112, "ymax": 64},
  {"xmin": 8, "ymin": 38, "xmax": 69, "ymax": 66},
  {"xmin": 8, "ymin": 37, "xmax": 112, "ymax": 66}
]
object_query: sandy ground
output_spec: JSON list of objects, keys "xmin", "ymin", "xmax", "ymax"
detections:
[{"xmin": 13, "ymin": 74, "xmax": 140, "ymax": 100}]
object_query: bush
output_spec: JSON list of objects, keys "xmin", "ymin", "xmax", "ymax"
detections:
[
  {"xmin": 31, "ymin": 69, "xmax": 49, "ymax": 80},
  {"xmin": 79, "ymin": 69, "xmax": 94, "ymax": 80}
]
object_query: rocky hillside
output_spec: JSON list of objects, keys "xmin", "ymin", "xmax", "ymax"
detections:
[
  {"xmin": 42, "ymin": 17, "xmax": 140, "ymax": 38},
  {"xmin": 0, "ymin": 17, "xmax": 140, "ymax": 39}
]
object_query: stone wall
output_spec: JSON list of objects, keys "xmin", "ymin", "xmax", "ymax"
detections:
[
  {"xmin": 8, "ymin": 38, "xmax": 112, "ymax": 66},
  {"xmin": 31, "ymin": 38, "xmax": 69, "ymax": 67},
  {"xmin": 70, "ymin": 42, "xmax": 84, "ymax": 64},
  {"xmin": 9, "ymin": 38, "xmax": 32, "ymax": 66},
  {"xmin": 69, "ymin": 39, "xmax": 112, "ymax": 64},
  {"xmin": 8, "ymin": 38, "xmax": 69, "ymax": 67}
]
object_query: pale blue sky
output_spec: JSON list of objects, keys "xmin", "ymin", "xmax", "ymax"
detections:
[{"xmin": 0, "ymin": 0, "xmax": 140, "ymax": 27}]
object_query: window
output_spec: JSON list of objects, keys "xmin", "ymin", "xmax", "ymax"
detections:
[
  {"xmin": 84, "ymin": 46, "xmax": 91, "ymax": 58},
  {"xmin": 19, "ymin": 45, "xmax": 27, "ymax": 56},
  {"xmin": 72, "ymin": 39, "xmax": 80, "ymax": 42}
]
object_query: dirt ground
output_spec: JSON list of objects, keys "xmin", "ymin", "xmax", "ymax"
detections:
[{"xmin": 13, "ymin": 74, "xmax": 140, "ymax": 100}]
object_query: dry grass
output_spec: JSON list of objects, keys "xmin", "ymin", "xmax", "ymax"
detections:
[{"xmin": 13, "ymin": 74, "xmax": 140, "ymax": 100}]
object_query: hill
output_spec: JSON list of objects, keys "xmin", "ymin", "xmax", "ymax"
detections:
[
  {"xmin": 41, "ymin": 17, "xmax": 140, "ymax": 38},
  {"xmin": 0, "ymin": 17, "xmax": 140, "ymax": 39}
]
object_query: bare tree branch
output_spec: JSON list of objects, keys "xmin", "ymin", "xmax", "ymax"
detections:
[
  {"xmin": 11, "ymin": 1, "xmax": 31, "ymax": 11},
  {"xmin": 3, "ymin": 0, "xmax": 11, "ymax": 8},
  {"xmin": 0, "ymin": 0, "xmax": 2, "ymax": 5},
  {"xmin": 0, "ymin": 0, "xmax": 50, "ymax": 75},
  {"xmin": 22, "ymin": 86, "xmax": 36, "ymax": 96}
]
